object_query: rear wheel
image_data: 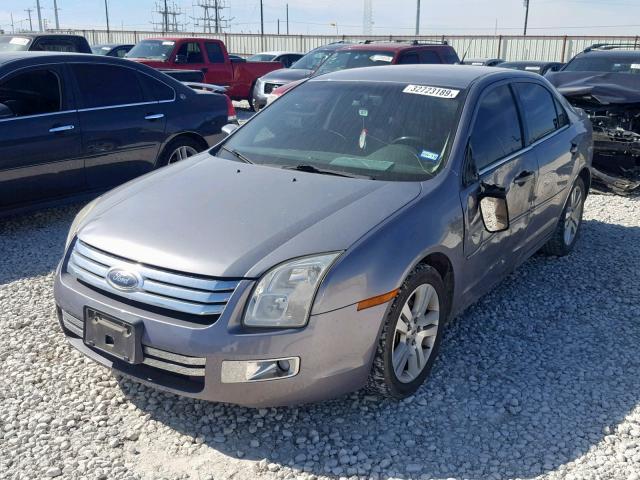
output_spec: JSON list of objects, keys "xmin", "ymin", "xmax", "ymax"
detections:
[
  {"xmin": 156, "ymin": 137, "xmax": 206, "ymax": 168},
  {"xmin": 366, "ymin": 265, "xmax": 447, "ymax": 399},
  {"xmin": 541, "ymin": 177, "xmax": 586, "ymax": 256}
]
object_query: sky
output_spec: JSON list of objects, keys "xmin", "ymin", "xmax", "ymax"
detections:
[{"xmin": 2, "ymin": 0, "xmax": 640, "ymax": 36}]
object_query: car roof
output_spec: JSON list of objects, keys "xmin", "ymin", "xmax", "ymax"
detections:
[
  {"xmin": 93, "ymin": 43, "xmax": 132, "ymax": 48},
  {"xmin": 0, "ymin": 33, "xmax": 85, "ymax": 40},
  {"xmin": 309, "ymin": 64, "xmax": 534, "ymax": 89},
  {"xmin": 252, "ymin": 51, "xmax": 302, "ymax": 56},
  {"xmin": 577, "ymin": 49, "xmax": 640, "ymax": 59},
  {"xmin": 338, "ymin": 42, "xmax": 450, "ymax": 53},
  {"xmin": 501, "ymin": 60, "xmax": 558, "ymax": 66},
  {"xmin": 0, "ymin": 51, "xmax": 128, "ymax": 67}
]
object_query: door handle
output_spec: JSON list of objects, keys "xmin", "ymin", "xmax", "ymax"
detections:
[
  {"xmin": 144, "ymin": 113, "xmax": 165, "ymax": 121},
  {"xmin": 49, "ymin": 125, "xmax": 74, "ymax": 133},
  {"xmin": 513, "ymin": 170, "xmax": 535, "ymax": 186},
  {"xmin": 570, "ymin": 142, "xmax": 579, "ymax": 154}
]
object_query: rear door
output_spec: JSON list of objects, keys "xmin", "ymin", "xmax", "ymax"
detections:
[
  {"xmin": 459, "ymin": 82, "xmax": 539, "ymax": 301},
  {"xmin": 512, "ymin": 82, "xmax": 575, "ymax": 243},
  {"xmin": 70, "ymin": 62, "xmax": 166, "ymax": 190},
  {"xmin": 0, "ymin": 64, "xmax": 83, "ymax": 209},
  {"xmin": 203, "ymin": 41, "xmax": 234, "ymax": 89}
]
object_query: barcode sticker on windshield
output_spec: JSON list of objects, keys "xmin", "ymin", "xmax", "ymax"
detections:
[
  {"xmin": 403, "ymin": 85, "xmax": 459, "ymax": 99},
  {"xmin": 631, "ymin": 64, "xmax": 640, "ymax": 69}
]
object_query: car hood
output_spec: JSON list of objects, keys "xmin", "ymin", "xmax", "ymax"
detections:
[
  {"xmin": 260, "ymin": 68, "xmax": 312, "ymax": 83},
  {"xmin": 547, "ymin": 71, "xmax": 640, "ymax": 105},
  {"xmin": 77, "ymin": 155, "xmax": 421, "ymax": 278}
]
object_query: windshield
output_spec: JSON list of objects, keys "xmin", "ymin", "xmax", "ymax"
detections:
[
  {"xmin": 290, "ymin": 49, "xmax": 333, "ymax": 70},
  {"xmin": 314, "ymin": 50, "xmax": 395, "ymax": 76},
  {"xmin": 563, "ymin": 55, "xmax": 640, "ymax": 74},
  {"xmin": 91, "ymin": 45, "xmax": 111, "ymax": 55},
  {"xmin": 248, "ymin": 53, "xmax": 276, "ymax": 62},
  {"xmin": 126, "ymin": 40, "xmax": 175, "ymax": 60},
  {"xmin": 0, "ymin": 36, "xmax": 32, "ymax": 52},
  {"xmin": 217, "ymin": 81, "xmax": 464, "ymax": 181}
]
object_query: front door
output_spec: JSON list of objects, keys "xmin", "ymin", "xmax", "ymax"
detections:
[
  {"xmin": 460, "ymin": 83, "xmax": 538, "ymax": 303},
  {"xmin": 0, "ymin": 65, "xmax": 83, "ymax": 210},
  {"xmin": 70, "ymin": 62, "xmax": 166, "ymax": 191}
]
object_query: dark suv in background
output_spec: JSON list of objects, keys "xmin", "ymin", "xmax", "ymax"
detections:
[
  {"xmin": 0, "ymin": 34, "xmax": 92, "ymax": 53},
  {"xmin": 0, "ymin": 52, "xmax": 234, "ymax": 216}
]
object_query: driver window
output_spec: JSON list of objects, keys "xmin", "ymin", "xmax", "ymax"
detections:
[
  {"xmin": 0, "ymin": 69, "xmax": 61, "ymax": 117},
  {"xmin": 176, "ymin": 42, "xmax": 203, "ymax": 64},
  {"xmin": 469, "ymin": 84, "xmax": 523, "ymax": 171}
]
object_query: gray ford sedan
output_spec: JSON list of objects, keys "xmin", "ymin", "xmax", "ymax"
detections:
[{"xmin": 54, "ymin": 65, "xmax": 592, "ymax": 407}]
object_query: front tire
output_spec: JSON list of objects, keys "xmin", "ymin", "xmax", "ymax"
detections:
[
  {"xmin": 366, "ymin": 264, "xmax": 447, "ymax": 399},
  {"xmin": 541, "ymin": 177, "xmax": 586, "ymax": 256}
]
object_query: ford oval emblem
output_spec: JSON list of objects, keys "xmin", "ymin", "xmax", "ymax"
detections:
[{"xmin": 106, "ymin": 267, "xmax": 141, "ymax": 291}]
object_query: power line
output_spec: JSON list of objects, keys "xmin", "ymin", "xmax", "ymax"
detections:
[{"xmin": 192, "ymin": 0, "xmax": 230, "ymax": 33}]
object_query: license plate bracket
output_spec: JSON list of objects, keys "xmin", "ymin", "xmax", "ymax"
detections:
[{"xmin": 84, "ymin": 308, "xmax": 143, "ymax": 364}]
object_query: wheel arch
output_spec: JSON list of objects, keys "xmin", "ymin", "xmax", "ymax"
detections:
[
  {"xmin": 414, "ymin": 252, "xmax": 455, "ymax": 320},
  {"xmin": 155, "ymin": 132, "xmax": 210, "ymax": 168},
  {"xmin": 578, "ymin": 167, "xmax": 591, "ymax": 196}
]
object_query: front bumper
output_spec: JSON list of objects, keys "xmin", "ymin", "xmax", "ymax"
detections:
[
  {"xmin": 53, "ymin": 264, "xmax": 387, "ymax": 407},
  {"xmin": 252, "ymin": 79, "xmax": 285, "ymax": 109}
]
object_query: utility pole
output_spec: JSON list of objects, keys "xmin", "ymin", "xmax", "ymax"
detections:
[
  {"xmin": 25, "ymin": 8, "xmax": 33, "ymax": 31},
  {"xmin": 104, "ymin": 0, "xmax": 110, "ymax": 35},
  {"xmin": 10, "ymin": 13, "xmax": 14, "ymax": 33},
  {"xmin": 164, "ymin": 0, "xmax": 169, "ymax": 32},
  {"xmin": 53, "ymin": 0, "xmax": 60, "ymax": 29},
  {"xmin": 415, "ymin": 0, "xmax": 421, "ymax": 35},
  {"xmin": 363, "ymin": 0, "xmax": 373, "ymax": 36},
  {"xmin": 277, "ymin": 19, "xmax": 280, "ymax": 35},
  {"xmin": 35, "ymin": 0, "xmax": 43, "ymax": 31},
  {"xmin": 523, "ymin": 0, "xmax": 530, "ymax": 36},
  {"xmin": 260, "ymin": 0, "xmax": 264, "ymax": 36},
  {"xmin": 286, "ymin": 4, "xmax": 289, "ymax": 35}
]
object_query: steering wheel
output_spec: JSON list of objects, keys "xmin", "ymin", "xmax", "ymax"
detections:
[{"xmin": 390, "ymin": 136, "xmax": 423, "ymax": 148}]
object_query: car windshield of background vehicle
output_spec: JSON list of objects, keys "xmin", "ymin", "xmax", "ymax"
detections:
[
  {"xmin": 0, "ymin": 36, "xmax": 32, "ymax": 51},
  {"xmin": 248, "ymin": 54, "xmax": 277, "ymax": 62},
  {"xmin": 126, "ymin": 40, "xmax": 174, "ymax": 60},
  {"xmin": 314, "ymin": 50, "xmax": 395, "ymax": 76},
  {"xmin": 563, "ymin": 56, "xmax": 640, "ymax": 73},
  {"xmin": 218, "ymin": 81, "xmax": 464, "ymax": 181},
  {"xmin": 91, "ymin": 45, "xmax": 111, "ymax": 55},
  {"xmin": 290, "ymin": 50, "xmax": 333, "ymax": 70}
]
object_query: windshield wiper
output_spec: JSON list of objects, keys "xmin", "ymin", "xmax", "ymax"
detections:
[
  {"xmin": 220, "ymin": 146, "xmax": 254, "ymax": 164},
  {"xmin": 282, "ymin": 164, "xmax": 369, "ymax": 179}
]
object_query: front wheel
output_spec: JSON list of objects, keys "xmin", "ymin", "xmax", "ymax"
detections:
[
  {"xmin": 541, "ymin": 177, "xmax": 586, "ymax": 256},
  {"xmin": 366, "ymin": 264, "xmax": 447, "ymax": 399}
]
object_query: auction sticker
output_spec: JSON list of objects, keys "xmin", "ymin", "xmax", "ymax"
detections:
[
  {"xmin": 9, "ymin": 37, "xmax": 30, "ymax": 46},
  {"xmin": 403, "ymin": 84, "xmax": 459, "ymax": 99}
]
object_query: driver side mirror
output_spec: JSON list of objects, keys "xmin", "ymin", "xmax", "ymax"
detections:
[
  {"xmin": 479, "ymin": 183, "xmax": 510, "ymax": 233},
  {"xmin": 174, "ymin": 54, "xmax": 187, "ymax": 64},
  {"xmin": 221, "ymin": 123, "xmax": 239, "ymax": 137},
  {"xmin": 0, "ymin": 102, "xmax": 14, "ymax": 119}
]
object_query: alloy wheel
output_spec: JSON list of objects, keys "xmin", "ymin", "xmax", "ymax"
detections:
[
  {"xmin": 168, "ymin": 145, "xmax": 198, "ymax": 164},
  {"xmin": 563, "ymin": 185, "xmax": 583, "ymax": 246},
  {"xmin": 392, "ymin": 283, "xmax": 440, "ymax": 383}
]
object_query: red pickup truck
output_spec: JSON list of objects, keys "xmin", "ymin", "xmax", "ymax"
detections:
[{"xmin": 126, "ymin": 37, "xmax": 282, "ymax": 102}]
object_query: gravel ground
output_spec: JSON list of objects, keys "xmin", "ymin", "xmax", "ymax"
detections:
[{"xmin": 1, "ymin": 192, "xmax": 639, "ymax": 480}]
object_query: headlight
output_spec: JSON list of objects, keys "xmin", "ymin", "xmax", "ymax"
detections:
[
  {"xmin": 65, "ymin": 198, "xmax": 99, "ymax": 250},
  {"xmin": 243, "ymin": 253, "xmax": 341, "ymax": 328}
]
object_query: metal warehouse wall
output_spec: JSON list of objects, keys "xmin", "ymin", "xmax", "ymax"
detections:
[{"xmin": 51, "ymin": 29, "xmax": 640, "ymax": 62}]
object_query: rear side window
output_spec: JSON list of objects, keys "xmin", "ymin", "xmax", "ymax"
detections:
[
  {"xmin": 138, "ymin": 73, "xmax": 175, "ymax": 101},
  {"xmin": 177, "ymin": 42, "xmax": 204, "ymax": 64},
  {"xmin": 204, "ymin": 42, "xmax": 225, "ymax": 63},
  {"xmin": 420, "ymin": 51, "xmax": 441, "ymax": 64},
  {"xmin": 32, "ymin": 39, "xmax": 77, "ymax": 52},
  {"xmin": 554, "ymin": 97, "xmax": 569, "ymax": 128},
  {"xmin": 469, "ymin": 84, "xmax": 523, "ymax": 170},
  {"xmin": 514, "ymin": 83, "xmax": 559, "ymax": 144},
  {"xmin": 0, "ymin": 69, "xmax": 61, "ymax": 117},
  {"xmin": 72, "ymin": 64, "xmax": 144, "ymax": 108},
  {"xmin": 398, "ymin": 52, "xmax": 419, "ymax": 64}
]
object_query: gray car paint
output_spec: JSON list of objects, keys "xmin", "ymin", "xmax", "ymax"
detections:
[{"xmin": 54, "ymin": 65, "xmax": 592, "ymax": 406}]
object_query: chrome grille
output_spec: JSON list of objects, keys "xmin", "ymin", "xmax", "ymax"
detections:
[
  {"xmin": 263, "ymin": 82, "xmax": 282, "ymax": 94},
  {"xmin": 61, "ymin": 311, "xmax": 206, "ymax": 377},
  {"xmin": 67, "ymin": 240, "xmax": 239, "ymax": 316}
]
